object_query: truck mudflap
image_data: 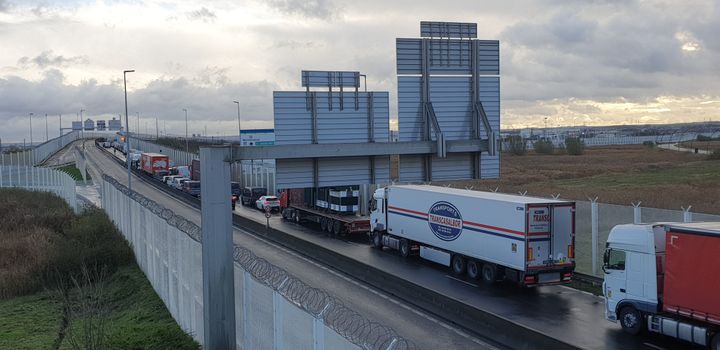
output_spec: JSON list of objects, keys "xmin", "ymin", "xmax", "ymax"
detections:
[{"xmin": 523, "ymin": 264, "xmax": 575, "ymax": 286}]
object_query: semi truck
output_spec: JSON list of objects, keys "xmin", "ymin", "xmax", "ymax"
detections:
[
  {"xmin": 281, "ymin": 187, "xmax": 370, "ymax": 237},
  {"xmin": 140, "ymin": 153, "xmax": 169, "ymax": 178},
  {"xmin": 603, "ymin": 222, "xmax": 720, "ymax": 349},
  {"xmin": 369, "ymin": 185, "xmax": 575, "ymax": 285}
]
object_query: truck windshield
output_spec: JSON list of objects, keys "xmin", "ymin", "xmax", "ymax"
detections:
[{"xmin": 603, "ymin": 249, "xmax": 626, "ymax": 270}]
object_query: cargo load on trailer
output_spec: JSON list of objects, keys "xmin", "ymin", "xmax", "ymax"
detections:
[
  {"xmin": 281, "ymin": 186, "xmax": 370, "ymax": 237},
  {"xmin": 604, "ymin": 222, "xmax": 720, "ymax": 349},
  {"xmin": 370, "ymin": 185, "xmax": 575, "ymax": 286}
]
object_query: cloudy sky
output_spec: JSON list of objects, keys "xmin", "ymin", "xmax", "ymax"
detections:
[{"xmin": 1, "ymin": 0, "xmax": 719, "ymax": 143}]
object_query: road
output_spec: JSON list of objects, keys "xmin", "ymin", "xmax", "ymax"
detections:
[
  {"xmin": 84, "ymin": 141, "xmax": 695, "ymax": 350},
  {"xmin": 83, "ymin": 141, "xmax": 498, "ymax": 349}
]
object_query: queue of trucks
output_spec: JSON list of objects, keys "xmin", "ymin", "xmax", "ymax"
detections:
[{"xmin": 97, "ymin": 137, "xmax": 719, "ymax": 349}]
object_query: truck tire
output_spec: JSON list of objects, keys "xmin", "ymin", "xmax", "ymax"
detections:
[
  {"xmin": 372, "ymin": 232, "xmax": 383, "ymax": 249},
  {"xmin": 294, "ymin": 211, "xmax": 301, "ymax": 223},
  {"xmin": 481, "ymin": 263, "xmax": 497, "ymax": 284},
  {"xmin": 327, "ymin": 220, "xmax": 335, "ymax": 234},
  {"xmin": 333, "ymin": 220, "xmax": 342, "ymax": 236},
  {"xmin": 320, "ymin": 217, "xmax": 328, "ymax": 232},
  {"xmin": 451, "ymin": 255, "xmax": 466, "ymax": 275},
  {"xmin": 619, "ymin": 306, "xmax": 643, "ymax": 335},
  {"xmin": 467, "ymin": 260, "xmax": 480, "ymax": 280},
  {"xmin": 399, "ymin": 239, "xmax": 410, "ymax": 258}
]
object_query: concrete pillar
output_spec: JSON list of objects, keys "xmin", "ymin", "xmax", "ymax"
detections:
[{"xmin": 199, "ymin": 146, "xmax": 236, "ymax": 349}]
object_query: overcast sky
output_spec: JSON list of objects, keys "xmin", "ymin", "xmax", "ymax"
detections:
[{"xmin": 1, "ymin": 0, "xmax": 719, "ymax": 143}]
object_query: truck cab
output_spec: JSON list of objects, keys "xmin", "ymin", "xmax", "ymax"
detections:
[
  {"xmin": 370, "ymin": 188, "xmax": 386, "ymax": 233},
  {"xmin": 603, "ymin": 224, "xmax": 665, "ymax": 332}
]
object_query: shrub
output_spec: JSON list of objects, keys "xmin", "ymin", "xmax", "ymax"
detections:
[
  {"xmin": 534, "ymin": 139, "xmax": 555, "ymax": 155},
  {"xmin": 697, "ymin": 135, "xmax": 712, "ymax": 142},
  {"xmin": 708, "ymin": 149, "xmax": 720, "ymax": 160},
  {"xmin": 643, "ymin": 141, "xmax": 655, "ymax": 148},
  {"xmin": 506, "ymin": 135, "xmax": 527, "ymax": 156},
  {"xmin": 565, "ymin": 137, "xmax": 586, "ymax": 155}
]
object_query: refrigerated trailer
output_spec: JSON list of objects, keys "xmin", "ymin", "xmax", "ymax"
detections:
[
  {"xmin": 370, "ymin": 185, "xmax": 575, "ymax": 286},
  {"xmin": 604, "ymin": 222, "xmax": 720, "ymax": 349}
]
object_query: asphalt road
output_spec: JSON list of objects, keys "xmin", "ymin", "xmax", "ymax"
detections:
[
  {"xmin": 84, "ymin": 141, "xmax": 696, "ymax": 350},
  {"xmin": 83, "ymin": 142, "xmax": 499, "ymax": 350}
]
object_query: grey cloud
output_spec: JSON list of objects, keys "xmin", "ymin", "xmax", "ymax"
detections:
[
  {"xmin": 265, "ymin": 0, "xmax": 342, "ymax": 20},
  {"xmin": 17, "ymin": 51, "xmax": 89, "ymax": 69},
  {"xmin": 186, "ymin": 7, "xmax": 217, "ymax": 23},
  {"xmin": 0, "ymin": 0, "xmax": 9, "ymax": 12}
]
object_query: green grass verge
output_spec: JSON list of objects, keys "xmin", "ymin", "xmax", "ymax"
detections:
[
  {"xmin": 0, "ymin": 266, "xmax": 199, "ymax": 350},
  {"xmin": 57, "ymin": 164, "xmax": 91, "ymax": 181}
]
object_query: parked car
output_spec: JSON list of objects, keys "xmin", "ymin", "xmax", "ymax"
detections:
[
  {"xmin": 182, "ymin": 180, "xmax": 201, "ymax": 197},
  {"xmin": 255, "ymin": 195, "xmax": 281, "ymax": 212},
  {"xmin": 171, "ymin": 177, "xmax": 189, "ymax": 190},
  {"xmin": 241, "ymin": 187, "xmax": 267, "ymax": 206}
]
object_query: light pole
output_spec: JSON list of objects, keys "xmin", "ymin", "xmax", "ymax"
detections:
[
  {"xmin": 29, "ymin": 113, "xmax": 34, "ymax": 146},
  {"xmin": 59, "ymin": 114, "xmax": 62, "ymax": 136},
  {"xmin": 233, "ymin": 100, "xmax": 241, "ymax": 145},
  {"xmin": 80, "ymin": 109, "xmax": 85, "ymax": 139},
  {"xmin": 123, "ymin": 69, "xmax": 135, "ymax": 191},
  {"xmin": 45, "ymin": 113, "xmax": 49, "ymax": 141},
  {"xmin": 136, "ymin": 112, "xmax": 140, "ymax": 137},
  {"xmin": 183, "ymin": 108, "xmax": 189, "ymax": 165}
]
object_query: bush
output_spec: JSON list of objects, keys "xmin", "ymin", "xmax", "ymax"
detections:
[
  {"xmin": 643, "ymin": 141, "xmax": 655, "ymax": 148},
  {"xmin": 565, "ymin": 137, "xmax": 586, "ymax": 155},
  {"xmin": 506, "ymin": 135, "xmax": 527, "ymax": 156},
  {"xmin": 708, "ymin": 149, "xmax": 720, "ymax": 160},
  {"xmin": 697, "ymin": 135, "xmax": 712, "ymax": 142},
  {"xmin": 534, "ymin": 139, "xmax": 555, "ymax": 155}
]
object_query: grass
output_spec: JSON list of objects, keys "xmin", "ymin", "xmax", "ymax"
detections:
[
  {"xmin": 0, "ymin": 266, "xmax": 199, "ymax": 350},
  {"xmin": 57, "ymin": 164, "xmax": 91, "ymax": 181},
  {"xmin": 0, "ymin": 188, "xmax": 199, "ymax": 349},
  {"xmin": 679, "ymin": 140, "xmax": 720, "ymax": 152},
  {"xmin": 442, "ymin": 145, "xmax": 720, "ymax": 214}
]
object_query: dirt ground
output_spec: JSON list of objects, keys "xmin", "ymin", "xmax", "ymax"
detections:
[{"xmin": 437, "ymin": 146, "xmax": 720, "ymax": 214}]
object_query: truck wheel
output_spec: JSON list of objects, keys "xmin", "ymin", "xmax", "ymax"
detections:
[
  {"xmin": 372, "ymin": 232, "xmax": 383, "ymax": 249},
  {"xmin": 320, "ymin": 217, "xmax": 328, "ymax": 231},
  {"xmin": 333, "ymin": 220, "xmax": 342, "ymax": 236},
  {"xmin": 399, "ymin": 239, "xmax": 410, "ymax": 258},
  {"xmin": 451, "ymin": 255, "xmax": 466, "ymax": 275},
  {"xmin": 619, "ymin": 306, "xmax": 643, "ymax": 335},
  {"xmin": 467, "ymin": 260, "xmax": 480, "ymax": 280},
  {"xmin": 327, "ymin": 220, "xmax": 335, "ymax": 234},
  {"xmin": 481, "ymin": 263, "xmax": 497, "ymax": 284}
]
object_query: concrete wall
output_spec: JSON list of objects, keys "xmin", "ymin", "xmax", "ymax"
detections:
[{"xmin": 101, "ymin": 175, "xmax": 402, "ymax": 350}]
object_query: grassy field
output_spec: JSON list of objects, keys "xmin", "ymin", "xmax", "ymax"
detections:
[
  {"xmin": 679, "ymin": 140, "xmax": 720, "ymax": 152},
  {"xmin": 0, "ymin": 188, "xmax": 198, "ymax": 349},
  {"xmin": 57, "ymin": 164, "xmax": 91, "ymax": 181},
  {"xmin": 442, "ymin": 145, "xmax": 720, "ymax": 214}
]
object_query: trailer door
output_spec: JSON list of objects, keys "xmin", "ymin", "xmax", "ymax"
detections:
[
  {"xmin": 551, "ymin": 205, "xmax": 574, "ymax": 265},
  {"xmin": 527, "ymin": 205, "xmax": 551, "ymax": 267}
]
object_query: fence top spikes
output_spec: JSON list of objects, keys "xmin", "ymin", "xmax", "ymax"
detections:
[
  {"xmin": 681, "ymin": 205, "xmax": 692, "ymax": 212},
  {"xmin": 588, "ymin": 196, "xmax": 599, "ymax": 203},
  {"xmin": 631, "ymin": 201, "xmax": 642, "ymax": 207},
  {"xmin": 518, "ymin": 190, "xmax": 527, "ymax": 196},
  {"xmin": 551, "ymin": 194, "xmax": 561, "ymax": 200}
]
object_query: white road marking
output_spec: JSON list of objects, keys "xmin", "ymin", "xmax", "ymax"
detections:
[
  {"xmin": 643, "ymin": 342, "xmax": 666, "ymax": 350},
  {"xmin": 445, "ymin": 275, "xmax": 480, "ymax": 288}
]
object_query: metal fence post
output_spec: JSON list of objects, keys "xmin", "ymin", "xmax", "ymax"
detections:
[
  {"xmin": 590, "ymin": 197, "xmax": 599, "ymax": 276},
  {"xmin": 632, "ymin": 201, "xmax": 641, "ymax": 224},
  {"xmin": 199, "ymin": 145, "xmax": 236, "ymax": 349},
  {"xmin": 682, "ymin": 206, "xmax": 692, "ymax": 223}
]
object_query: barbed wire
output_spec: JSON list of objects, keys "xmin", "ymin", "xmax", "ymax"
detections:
[{"xmin": 103, "ymin": 173, "xmax": 417, "ymax": 350}]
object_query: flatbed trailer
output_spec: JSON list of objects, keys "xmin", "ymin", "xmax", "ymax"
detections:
[{"xmin": 282, "ymin": 204, "xmax": 370, "ymax": 236}]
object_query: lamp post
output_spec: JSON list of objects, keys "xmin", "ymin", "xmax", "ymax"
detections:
[
  {"xmin": 59, "ymin": 114, "xmax": 62, "ymax": 136},
  {"xmin": 123, "ymin": 69, "xmax": 135, "ymax": 191},
  {"xmin": 29, "ymin": 113, "xmax": 34, "ymax": 146},
  {"xmin": 45, "ymin": 113, "xmax": 49, "ymax": 141},
  {"xmin": 136, "ymin": 112, "xmax": 140, "ymax": 137},
  {"xmin": 183, "ymin": 108, "xmax": 189, "ymax": 165}
]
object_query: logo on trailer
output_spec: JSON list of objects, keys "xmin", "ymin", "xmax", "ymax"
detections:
[{"xmin": 428, "ymin": 201, "xmax": 463, "ymax": 241}]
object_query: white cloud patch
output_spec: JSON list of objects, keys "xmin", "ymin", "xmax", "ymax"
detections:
[
  {"xmin": 17, "ymin": 50, "xmax": 89, "ymax": 69},
  {"xmin": 264, "ymin": 0, "xmax": 342, "ymax": 20},
  {"xmin": 186, "ymin": 7, "xmax": 216, "ymax": 23}
]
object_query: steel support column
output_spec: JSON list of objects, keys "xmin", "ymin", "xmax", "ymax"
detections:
[{"xmin": 199, "ymin": 146, "xmax": 236, "ymax": 349}]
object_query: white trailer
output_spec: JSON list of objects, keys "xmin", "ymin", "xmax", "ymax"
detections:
[{"xmin": 369, "ymin": 185, "xmax": 576, "ymax": 286}]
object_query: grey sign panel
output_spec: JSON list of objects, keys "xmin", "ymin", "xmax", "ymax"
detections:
[
  {"xmin": 420, "ymin": 21, "xmax": 477, "ymax": 38},
  {"xmin": 396, "ymin": 39, "xmax": 499, "ymax": 75},
  {"xmin": 275, "ymin": 156, "xmax": 390, "ymax": 189},
  {"xmin": 274, "ymin": 91, "xmax": 389, "ymax": 145},
  {"xmin": 301, "ymin": 70, "xmax": 360, "ymax": 88}
]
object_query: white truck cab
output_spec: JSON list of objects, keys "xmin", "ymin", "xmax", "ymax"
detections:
[
  {"xmin": 603, "ymin": 224, "xmax": 665, "ymax": 328},
  {"xmin": 370, "ymin": 188, "xmax": 386, "ymax": 235}
]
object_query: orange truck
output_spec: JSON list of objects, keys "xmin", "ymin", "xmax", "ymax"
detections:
[{"xmin": 140, "ymin": 153, "xmax": 170, "ymax": 178}]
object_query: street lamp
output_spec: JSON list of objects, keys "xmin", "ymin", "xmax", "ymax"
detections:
[
  {"xmin": 123, "ymin": 69, "xmax": 135, "ymax": 191},
  {"xmin": 45, "ymin": 113, "xmax": 49, "ymax": 141},
  {"xmin": 233, "ymin": 100, "xmax": 241, "ymax": 145},
  {"xmin": 80, "ymin": 109, "xmax": 86, "ymax": 139},
  {"xmin": 29, "ymin": 113, "xmax": 34, "ymax": 146},
  {"xmin": 183, "ymin": 108, "xmax": 189, "ymax": 165},
  {"xmin": 136, "ymin": 112, "xmax": 140, "ymax": 137}
]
